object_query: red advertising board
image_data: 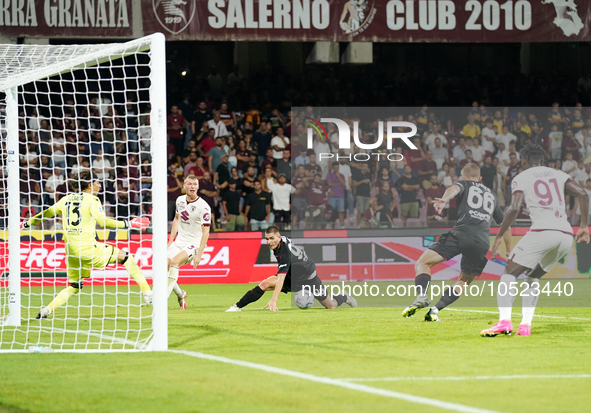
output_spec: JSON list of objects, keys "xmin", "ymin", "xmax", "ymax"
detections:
[
  {"xmin": 143, "ymin": 0, "xmax": 591, "ymax": 42},
  {"xmin": 0, "ymin": 237, "xmax": 273, "ymax": 286}
]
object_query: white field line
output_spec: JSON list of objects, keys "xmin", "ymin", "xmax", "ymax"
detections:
[
  {"xmin": 338, "ymin": 374, "xmax": 591, "ymax": 382},
  {"xmin": 171, "ymin": 349, "xmax": 503, "ymax": 413},
  {"xmin": 447, "ymin": 308, "xmax": 591, "ymax": 321}
]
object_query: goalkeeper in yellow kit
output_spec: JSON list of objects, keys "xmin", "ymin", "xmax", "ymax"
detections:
[{"xmin": 20, "ymin": 170, "xmax": 153, "ymax": 319}]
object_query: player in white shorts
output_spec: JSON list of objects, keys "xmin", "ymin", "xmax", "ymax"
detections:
[
  {"xmin": 482, "ymin": 144, "xmax": 589, "ymax": 337},
  {"xmin": 167, "ymin": 174, "xmax": 212, "ymax": 309}
]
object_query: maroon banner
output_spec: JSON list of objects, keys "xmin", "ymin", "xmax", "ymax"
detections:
[
  {"xmin": 0, "ymin": 0, "xmax": 133, "ymax": 37},
  {"xmin": 144, "ymin": 0, "xmax": 591, "ymax": 42}
]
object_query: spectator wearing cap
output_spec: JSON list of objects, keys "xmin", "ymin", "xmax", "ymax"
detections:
[
  {"xmin": 326, "ymin": 162, "xmax": 346, "ymax": 227},
  {"xmin": 267, "ymin": 173, "xmax": 295, "ymax": 229},
  {"xmin": 222, "ymin": 180, "xmax": 245, "ymax": 231},
  {"xmin": 244, "ymin": 180, "xmax": 272, "ymax": 231}
]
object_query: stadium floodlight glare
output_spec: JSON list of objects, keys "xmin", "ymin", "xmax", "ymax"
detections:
[{"xmin": 0, "ymin": 34, "xmax": 168, "ymax": 352}]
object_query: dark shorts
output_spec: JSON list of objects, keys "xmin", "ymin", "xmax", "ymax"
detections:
[
  {"xmin": 278, "ymin": 273, "xmax": 327, "ymax": 301},
  {"xmin": 429, "ymin": 231, "xmax": 489, "ymax": 276}
]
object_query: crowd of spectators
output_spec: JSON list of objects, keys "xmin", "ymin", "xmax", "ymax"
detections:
[{"xmin": 3, "ymin": 89, "xmax": 591, "ymax": 231}]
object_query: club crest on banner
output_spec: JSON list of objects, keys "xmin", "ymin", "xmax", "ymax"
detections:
[
  {"xmin": 153, "ymin": 0, "xmax": 196, "ymax": 35},
  {"xmin": 339, "ymin": 0, "xmax": 377, "ymax": 36},
  {"xmin": 543, "ymin": 0, "xmax": 585, "ymax": 36}
]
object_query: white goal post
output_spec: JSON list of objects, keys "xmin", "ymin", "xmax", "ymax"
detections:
[{"xmin": 0, "ymin": 33, "xmax": 168, "ymax": 352}]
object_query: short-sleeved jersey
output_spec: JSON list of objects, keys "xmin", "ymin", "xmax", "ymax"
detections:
[
  {"xmin": 453, "ymin": 180, "xmax": 505, "ymax": 245},
  {"xmin": 175, "ymin": 195, "xmax": 211, "ymax": 244},
  {"xmin": 273, "ymin": 236, "xmax": 316, "ymax": 281},
  {"xmin": 511, "ymin": 166, "xmax": 572, "ymax": 234},
  {"xmin": 49, "ymin": 193, "xmax": 116, "ymax": 255}
]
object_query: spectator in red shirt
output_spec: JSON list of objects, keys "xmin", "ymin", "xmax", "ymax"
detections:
[
  {"xmin": 425, "ymin": 175, "xmax": 446, "ymax": 221},
  {"xmin": 197, "ymin": 128, "xmax": 216, "ymax": 157},
  {"xmin": 561, "ymin": 128, "xmax": 581, "ymax": 161},
  {"xmin": 167, "ymin": 105, "xmax": 186, "ymax": 157},
  {"xmin": 305, "ymin": 153, "xmax": 322, "ymax": 177},
  {"xmin": 404, "ymin": 136, "xmax": 424, "ymax": 176}
]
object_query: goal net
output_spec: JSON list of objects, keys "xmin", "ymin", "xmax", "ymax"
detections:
[{"xmin": 0, "ymin": 34, "xmax": 168, "ymax": 352}]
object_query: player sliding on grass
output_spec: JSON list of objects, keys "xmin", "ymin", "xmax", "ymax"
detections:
[
  {"xmin": 20, "ymin": 170, "xmax": 152, "ymax": 319},
  {"xmin": 481, "ymin": 144, "xmax": 590, "ymax": 337},
  {"xmin": 402, "ymin": 163, "xmax": 511, "ymax": 321},
  {"xmin": 226, "ymin": 226, "xmax": 357, "ymax": 312},
  {"xmin": 166, "ymin": 174, "xmax": 211, "ymax": 310}
]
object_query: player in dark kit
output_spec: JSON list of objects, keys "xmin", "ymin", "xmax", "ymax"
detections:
[
  {"xmin": 226, "ymin": 226, "xmax": 357, "ymax": 312},
  {"xmin": 402, "ymin": 163, "xmax": 511, "ymax": 321}
]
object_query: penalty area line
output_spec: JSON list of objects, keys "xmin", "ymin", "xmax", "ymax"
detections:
[{"xmin": 170, "ymin": 349, "xmax": 503, "ymax": 413}]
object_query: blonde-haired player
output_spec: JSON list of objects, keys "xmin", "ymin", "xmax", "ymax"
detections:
[
  {"xmin": 20, "ymin": 170, "xmax": 152, "ymax": 319},
  {"xmin": 167, "ymin": 174, "xmax": 211, "ymax": 309}
]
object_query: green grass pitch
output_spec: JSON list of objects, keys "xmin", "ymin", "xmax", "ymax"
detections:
[{"xmin": 1, "ymin": 283, "xmax": 591, "ymax": 413}]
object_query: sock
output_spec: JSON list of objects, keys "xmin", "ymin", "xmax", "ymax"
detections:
[
  {"xmin": 498, "ymin": 273, "xmax": 517, "ymax": 321},
  {"xmin": 47, "ymin": 286, "xmax": 79, "ymax": 312},
  {"xmin": 521, "ymin": 277, "xmax": 540, "ymax": 325},
  {"xmin": 173, "ymin": 283, "xmax": 183, "ymax": 298},
  {"xmin": 435, "ymin": 286, "xmax": 461, "ymax": 310},
  {"xmin": 333, "ymin": 295, "xmax": 348, "ymax": 307},
  {"xmin": 167, "ymin": 266, "xmax": 179, "ymax": 297},
  {"xmin": 124, "ymin": 255, "xmax": 150, "ymax": 292},
  {"xmin": 236, "ymin": 286, "xmax": 264, "ymax": 308},
  {"xmin": 415, "ymin": 273, "xmax": 431, "ymax": 297}
]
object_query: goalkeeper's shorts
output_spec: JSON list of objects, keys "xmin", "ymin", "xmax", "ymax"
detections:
[{"xmin": 66, "ymin": 243, "xmax": 118, "ymax": 282}]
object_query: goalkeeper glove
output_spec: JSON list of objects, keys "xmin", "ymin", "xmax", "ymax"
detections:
[
  {"xmin": 20, "ymin": 220, "xmax": 30, "ymax": 230},
  {"xmin": 129, "ymin": 217, "xmax": 150, "ymax": 230}
]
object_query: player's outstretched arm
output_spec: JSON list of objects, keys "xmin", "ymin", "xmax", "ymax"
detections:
[
  {"xmin": 264, "ymin": 272, "xmax": 287, "ymax": 312},
  {"xmin": 21, "ymin": 203, "xmax": 59, "ymax": 229},
  {"xmin": 91, "ymin": 199, "xmax": 149, "ymax": 230},
  {"xmin": 566, "ymin": 180, "xmax": 590, "ymax": 244},
  {"xmin": 432, "ymin": 183, "xmax": 461, "ymax": 214}
]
